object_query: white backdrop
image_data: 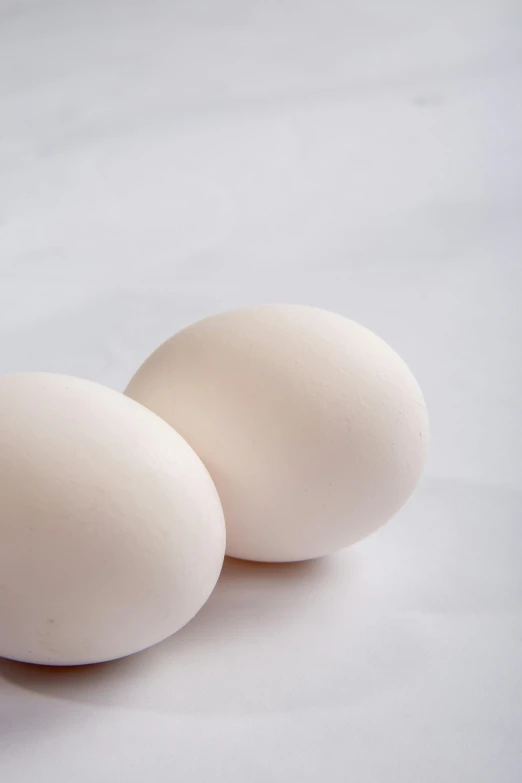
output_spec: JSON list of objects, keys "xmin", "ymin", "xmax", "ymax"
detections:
[{"xmin": 1, "ymin": 2, "xmax": 521, "ymax": 781}]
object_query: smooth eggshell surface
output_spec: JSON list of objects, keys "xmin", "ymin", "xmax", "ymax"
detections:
[
  {"xmin": 0, "ymin": 373, "xmax": 225, "ymax": 665},
  {"xmin": 126, "ymin": 305, "xmax": 430, "ymax": 562}
]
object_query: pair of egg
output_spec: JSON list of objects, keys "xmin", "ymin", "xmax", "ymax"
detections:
[{"xmin": 0, "ymin": 305, "xmax": 429, "ymax": 666}]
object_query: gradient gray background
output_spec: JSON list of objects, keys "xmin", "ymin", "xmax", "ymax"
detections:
[{"xmin": 1, "ymin": 1, "xmax": 521, "ymax": 781}]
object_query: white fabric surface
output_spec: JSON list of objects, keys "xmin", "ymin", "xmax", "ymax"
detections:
[{"xmin": 1, "ymin": 2, "xmax": 521, "ymax": 781}]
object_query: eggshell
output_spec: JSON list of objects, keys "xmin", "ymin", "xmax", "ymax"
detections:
[
  {"xmin": 0, "ymin": 373, "xmax": 225, "ymax": 665},
  {"xmin": 126, "ymin": 305, "xmax": 429, "ymax": 563}
]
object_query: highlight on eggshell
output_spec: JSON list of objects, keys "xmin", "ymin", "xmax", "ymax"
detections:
[
  {"xmin": 126, "ymin": 304, "xmax": 430, "ymax": 563},
  {"xmin": 0, "ymin": 373, "xmax": 226, "ymax": 666}
]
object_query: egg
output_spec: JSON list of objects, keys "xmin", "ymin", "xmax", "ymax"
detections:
[
  {"xmin": 126, "ymin": 305, "xmax": 429, "ymax": 563},
  {"xmin": 0, "ymin": 373, "xmax": 225, "ymax": 665}
]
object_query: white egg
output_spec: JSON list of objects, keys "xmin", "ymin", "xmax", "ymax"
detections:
[
  {"xmin": 126, "ymin": 305, "xmax": 429, "ymax": 562},
  {"xmin": 0, "ymin": 373, "xmax": 225, "ymax": 665}
]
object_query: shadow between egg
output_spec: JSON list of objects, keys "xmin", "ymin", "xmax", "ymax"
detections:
[
  {"xmin": 0, "ymin": 554, "xmax": 354, "ymax": 716},
  {"xmin": 2, "ymin": 479, "xmax": 519, "ymax": 728}
]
